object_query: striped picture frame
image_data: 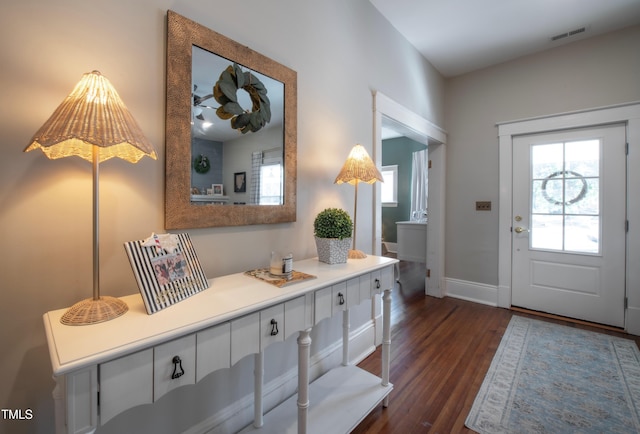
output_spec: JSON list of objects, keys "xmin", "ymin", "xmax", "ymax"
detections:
[{"xmin": 124, "ymin": 233, "xmax": 209, "ymax": 314}]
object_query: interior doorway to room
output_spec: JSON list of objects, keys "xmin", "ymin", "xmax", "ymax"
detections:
[
  {"xmin": 373, "ymin": 92, "xmax": 446, "ymax": 297},
  {"xmin": 380, "ymin": 125, "xmax": 428, "ymax": 259}
]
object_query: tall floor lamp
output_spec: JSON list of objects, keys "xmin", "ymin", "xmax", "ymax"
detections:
[
  {"xmin": 334, "ymin": 144, "xmax": 383, "ymax": 259},
  {"xmin": 25, "ymin": 71, "xmax": 157, "ymax": 325}
]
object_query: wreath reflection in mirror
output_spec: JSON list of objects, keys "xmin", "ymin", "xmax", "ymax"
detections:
[
  {"xmin": 193, "ymin": 154, "xmax": 210, "ymax": 174},
  {"xmin": 214, "ymin": 63, "xmax": 271, "ymax": 134}
]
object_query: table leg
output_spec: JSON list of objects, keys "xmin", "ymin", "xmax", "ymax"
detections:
[
  {"xmin": 342, "ymin": 309, "xmax": 350, "ymax": 366},
  {"xmin": 254, "ymin": 352, "xmax": 264, "ymax": 427},
  {"xmin": 381, "ymin": 288, "xmax": 392, "ymax": 407},
  {"xmin": 297, "ymin": 329, "xmax": 312, "ymax": 434}
]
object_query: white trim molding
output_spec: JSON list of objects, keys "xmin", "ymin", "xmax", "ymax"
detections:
[
  {"xmin": 498, "ymin": 101, "xmax": 640, "ymax": 334},
  {"xmin": 372, "ymin": 90, "xmax": 447, "ymax": 298},
  {"xmin": 445, "ymin": 277, "xmax": 499, "ymax": 307}
]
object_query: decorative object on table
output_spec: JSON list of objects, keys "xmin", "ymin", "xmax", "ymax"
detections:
[
  {"xmin": 270, "ymin": 251, "xmax": 293, "ymax": 277},
  {"xmin": 211, "ymin": 184, "xmax": 224, "ymax": 196},
  {"xmin": 334, "ymin": 144, "xmax": 383, "ymax": 259},
  {"xmin": 244, "ymin": 268, "xmax": 316, "ymax": 288},
  {"xmin": 234, "ymin": 171, "xmax": 246, "ymax": 192},
  {"xmin": 124, "ymin": 233, "xmax": 209, "ymax": 314},
  {"xmin": 313, "ymin": 208, "xmax": 353, "ymax": 264},
  {"xmin": 214, "ymin": 63, "xmax": 271, "ymax": 134},
  {"xmin": 466, "ymin": 316, "xmax": 640, "ymax": 433},
  {"xmin": 24, "ymin": 70, "xmax": 157, "ymax": 325}
]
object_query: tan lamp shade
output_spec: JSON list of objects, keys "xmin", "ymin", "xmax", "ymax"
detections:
[
  {"xmin": 25, "ymin": 70, "xmax": 157, "ymax": 163},
  {"xmin": 334, "ymin": 144, "xmax": 383, "ymax": 259},
  {"xmin": 334, "ymin": 144, "xmax": 383, "ymax": 185}
]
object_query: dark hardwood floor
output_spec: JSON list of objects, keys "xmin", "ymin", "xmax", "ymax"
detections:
[{"xmin": 353, "ymin": 260, "xmax": 640, "ymax": 434}]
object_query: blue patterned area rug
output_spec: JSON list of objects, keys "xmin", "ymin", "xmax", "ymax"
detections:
[{"xmin": 466, "ymin": 316, "xmax": 640, "ymax": 433}]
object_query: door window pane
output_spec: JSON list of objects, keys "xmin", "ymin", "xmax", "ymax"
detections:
[
  {"xmin": 564, "ymin": 216, "xmax": 599, "ymax": 253},
  {"xmin": 531, "ymin": 215, "xmax": 563, "ymax": 250},
  {"xmin": 565, "ymin": 178, "xmax": 599, "ymax": 215},
  {"xmin": 565, "ymin": 140, "xmax": 599, "ymax": 176},
  {"xmin": 532, "ymin": 143, "xmax": 563, "ymax": 178},
  {"xmin": 530, "ymin": 139, "xmax": 601, "ymax": 254}
]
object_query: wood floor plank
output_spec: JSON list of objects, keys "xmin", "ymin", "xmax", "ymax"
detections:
[{"xmin": 353, "ymin": 260, "xmax": 640, "ymax": 433}]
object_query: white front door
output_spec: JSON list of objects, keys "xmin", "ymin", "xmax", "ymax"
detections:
[{"xmin": 512, "ymin": 124, "xmax": 627, "ymax": 327}]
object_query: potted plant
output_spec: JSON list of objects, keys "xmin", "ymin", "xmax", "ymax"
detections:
[{"xmin": 314, "ymin": 208, "xmax": 353, "ymax": 264}]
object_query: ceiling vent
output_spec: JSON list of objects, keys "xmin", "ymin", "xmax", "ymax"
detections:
[{"xmin": 551, "ymin": 26, "xmax": 587, "ymax": 42}]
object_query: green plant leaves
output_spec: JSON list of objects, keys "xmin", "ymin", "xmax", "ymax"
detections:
[{"xmin": 313, "ymin": 208, "xmax": 353, "ymax": 240}]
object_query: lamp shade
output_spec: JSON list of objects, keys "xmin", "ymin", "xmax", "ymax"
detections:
[
  {"xmin": 334, "ymin": 144, "xmax": 383, "ymax": 185},
  {"xmin": 24, "ymin": 70, "xmax": 157, "ymax": 163},
  {"xmin": 334, "ymin": 144, "xmax": 383, "ymax": 259}
]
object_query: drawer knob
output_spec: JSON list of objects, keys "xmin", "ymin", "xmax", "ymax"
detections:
[
  {"xmin": 270, "ymin": 319, "xmax": 279, "ymax": 336},
  {"xmin": 338, "ymin": 292, "xmax": 345, "ymax": 305},
  {"xmin": 375, "ymin": 278, "xmax": 381, "ymax": 289},
  {"xmin": 171, "ymin": 356, "xmax": 185, "ymax": 379}
]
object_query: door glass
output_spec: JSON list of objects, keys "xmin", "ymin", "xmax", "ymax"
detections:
[{"xmin": 530, "ymin": 139, "xmax": 601, "ymax": 254}]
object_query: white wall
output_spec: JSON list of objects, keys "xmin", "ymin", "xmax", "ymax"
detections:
[
  {"xmin": 444, "ymin": 24, "xmax": 640, "ymax": 287},
  {"xmin": 0, "ymin": 1, "xmax": 444, "ymax": 433}
]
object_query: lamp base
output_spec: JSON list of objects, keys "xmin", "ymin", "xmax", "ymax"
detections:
[
  {"xmin": 348, "ymin": 249, "xmax": 367, "ymax": 259},
  {"xmin": 60, "ymin": 296, "xmax": 128, "ymax": 326}
]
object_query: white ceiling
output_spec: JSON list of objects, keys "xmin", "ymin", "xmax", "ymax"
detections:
[{"xmin": 370, "ymin": 0, "xmax": 640, "ymax": 77}]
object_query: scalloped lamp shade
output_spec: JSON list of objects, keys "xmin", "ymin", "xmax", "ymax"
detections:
[
  {"xmin": 25, "ymin": 70, "xmax": 157, "ymax": 163},
  {"xmin": 334, "ymin": 144, "xmax": 383, "ymax": 185},
  {"xmin": 25, "ymin": 71, "xmax": 157, "ymax": 325},
  {"xmin": 334, "ymin": 144, "xmax": 383, "ymax": 259}
]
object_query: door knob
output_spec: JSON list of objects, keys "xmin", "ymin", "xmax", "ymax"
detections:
[{"xmin": 514, "ymin": 226, "xmax": 529, "ymax": 234}]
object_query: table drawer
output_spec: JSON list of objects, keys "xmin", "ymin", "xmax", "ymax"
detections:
[
  {"xmin": 260, "ymin": 304, "xmax": 285, "ymax": 350},
  {"xmin": 100, "ymin": 349, "xmax": 153, "ymax": 424},
  {"xmin": 314, "ymin": 285, "xmax": 333, "ymax": 325},
  {"xmin": 154, "ymin": 334, "xmax": 196, "ymax": 401},
  {"xmin": 231, "ymin": 312, "xmax": 260, "ymax": 365},
  {"xmin": 197, "ymin": 322, "xmax": 231, "ymax": 382}
]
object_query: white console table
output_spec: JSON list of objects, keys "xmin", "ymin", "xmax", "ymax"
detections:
[{"xmin": 43, "ymin": 256, "xmax": 397, "ymax": 434}]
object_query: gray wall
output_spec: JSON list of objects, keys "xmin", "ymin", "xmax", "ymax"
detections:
[
  {"xmin": 0, "ymin": 1, "xmax": 443, "ymax": 433},
  {"xmin": 192, "ymin": 138, "xmax": 223, "ymax": 191},
  {"xmin": 444, "ymin": 24, "xmax": 640, "ymax": 286}
]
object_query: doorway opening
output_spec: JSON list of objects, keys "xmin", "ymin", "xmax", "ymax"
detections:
[{"xmin": 372, "ymin": 91, "xmax": 447, "ymax": 297}]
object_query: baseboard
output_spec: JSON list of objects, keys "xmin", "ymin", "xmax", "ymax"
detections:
[
  {"xmin": 183, "ymin": 320, "xmax": 377, "ymax": 434},
  {"xmin": 444, "ymin": 277, "xmax": 498, "ymax": 307}
]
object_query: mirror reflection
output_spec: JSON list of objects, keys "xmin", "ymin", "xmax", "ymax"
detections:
[
  {"xmin": 190, "ymin": 46, "xmax": 284, "ymax": 206},
  {"xmin": 165, "ymin": 10, "xmax": 296, "ymax": 229}
]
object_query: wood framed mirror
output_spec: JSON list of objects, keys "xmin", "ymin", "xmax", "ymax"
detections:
[{"xmin": 165, "ymin": 11, "xmax": 297, "ymax": 229}]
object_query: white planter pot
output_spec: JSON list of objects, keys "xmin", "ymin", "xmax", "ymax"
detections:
[{"xmin": 315, "ymin": 236, "xmax": 352, "ymax": 264}]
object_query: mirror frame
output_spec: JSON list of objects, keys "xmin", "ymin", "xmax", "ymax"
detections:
[{"xmin": 165, "ymin": 10, "xmax": 297, "ymax": 229}]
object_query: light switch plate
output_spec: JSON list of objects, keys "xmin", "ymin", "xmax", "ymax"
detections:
[{"xmin": 476, "ymin": 201, "xmax": 492, "ymax": 211}]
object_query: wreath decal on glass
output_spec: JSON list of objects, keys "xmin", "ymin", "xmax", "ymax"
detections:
[
  {"xmin": 193, "ymin": 154, "xmax": 211, "ymax": 174},
  {"xmin": 214, "ymin": 63, "xmax": 271, "ymax": 134},
  {"xmin": 541, "ymin": 170, "xmax": 588, "ymax": 206}
]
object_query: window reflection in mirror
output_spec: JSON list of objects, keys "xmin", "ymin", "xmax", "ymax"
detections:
[{"xmin": 190, "ymin": 45, "xmax": 284, "ymax": 206}]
